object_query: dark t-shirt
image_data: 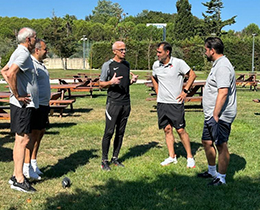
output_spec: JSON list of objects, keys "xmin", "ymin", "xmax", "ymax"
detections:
[{"xmin": 100, "ymin": 59, "xmax": 130, "ymax": 105}]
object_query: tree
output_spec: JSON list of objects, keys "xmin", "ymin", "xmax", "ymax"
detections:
[
  {"xmin": 241, "ymin": 23, "xmax": 260, "ymax": 37},
  {"xmin": 201, "ymin": 0, "xmax": 236, "ymax": 36},
  {"xmin": 43, "ymin": 14, "xmax": 77, "ymax": 70},
  {"xmin": 86, "ymin": 0, "xmax": 123, "ymax": 24},
  {"xmin": 174, "ymin": 0, "xmax": 195, "ymax": 40}
]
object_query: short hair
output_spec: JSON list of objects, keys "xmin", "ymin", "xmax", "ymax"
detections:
[
  {"xmin": 112, "ymin": 41, "xmax": 125, "ymax": 50},
  {"xmin": 205, "ymin": 37, "xmax": 224, "ymax": 54},
  {"xmin": 157, "ymin": 41, "xmax": 172, "ymax": 56},
  {"xmin": 17, "ymin": 27, "xmax": 36, "ymax": 44},
  {"xmin": 31, "ymin": 38, "xmax": 45, "ymax": 54}
]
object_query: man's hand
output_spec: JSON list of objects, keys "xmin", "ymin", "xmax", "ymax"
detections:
[
  {"xmin": 17, "ymin": 95, "xmax": 31, "ymax": 106},
  {"xmin": 176, "ymin": 91, "xmax": 187, "ymax": 103},
  {"xmin": 130, "ymin": 72, "xmax": 138, "ymax": 84},
  {"xmin": 110, "ymin": 73, "xmax": 123, "ymax": 85}
]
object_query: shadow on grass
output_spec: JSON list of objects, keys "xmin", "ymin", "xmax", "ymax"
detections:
[
  {"xmin": 42, "ymin": 149, "xmax": 98, "ymax": 179},
  {"xmin": 174, "ymin": 141, "xmax": 202, "ymax": 159},
  {"xmin": 120, "ymin": 141, "xmax": 160, "ymax": 162},
  {"xmin": 43, "ymin": 153, "xmax": 256, "ymax": 210},
  {"xmin": 0, "ymin": 133, "xmax": 14, "ymax": 162}
]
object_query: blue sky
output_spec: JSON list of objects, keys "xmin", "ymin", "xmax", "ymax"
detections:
[{"xmin": 1, "ymin": 0, "xmax": 259, "ymax": 32}]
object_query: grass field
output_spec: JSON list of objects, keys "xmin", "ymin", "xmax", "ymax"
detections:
[{"xmin": 0, "ymin": 69, "xmax": 260, "ymax": 210}]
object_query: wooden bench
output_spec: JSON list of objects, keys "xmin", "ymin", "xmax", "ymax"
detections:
[
  {"xmin": 49, "ymin": 92, "xmax": 76, "ymax": 117},
  {"xmin": 0, "ymin": 112, "xmax": 10, "ymax": 120}
]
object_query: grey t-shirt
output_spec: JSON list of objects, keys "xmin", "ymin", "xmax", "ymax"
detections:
[
  {"xmin": 32, "ymin": 55, "xmax": 51, "ymax": 106},
  {"xmin": 152, "ymin": 57, "xmax": 190, "ymax": 104},
  {"xmin": 8, "ymin": 45, "xmax": 39, "ymax": 108},
  {"xmin": 203, "ymin": 56, "xmax": 237, "ymax": 123}
]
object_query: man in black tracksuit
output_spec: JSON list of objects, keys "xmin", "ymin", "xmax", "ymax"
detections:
[{"xmin": 100, "ymin": 41, "xmax": 138, "ymax": 171}]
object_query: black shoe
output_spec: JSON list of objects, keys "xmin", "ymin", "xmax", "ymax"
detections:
[
  {"xmin": 11, "ymin": 179, "xmax": 36, "ymax": 193},
  {"xmin": 197, "ymin": 171, "xmax": 214, "ymax": 178},
  {"xmin": 101, "ymin": 160, "xmax": 111, "ymax": 171},
  {"xmin": 8, "ymin": 176, "xmax": 16, "ymax": 185},
  {"xmin": 208, "ymin": 178, "xmax": 225, "ymax": 186},
  {"xmin": 111, "ymin": 158, "xmax": 124, "ymax": 167}
]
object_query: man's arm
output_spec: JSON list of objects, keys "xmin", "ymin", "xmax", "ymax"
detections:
[
  {"xmin": 176, "ymin": 69, "xmax": 196, "ymax": 103},
  {"xmin": 213, "ymin": 88, "xmax": 229, "ymax": 122},
  {"xmin": 1, "ymin": 63, "xmax": 19, "ymax": 98},
  {"xmin": 1, "ymin": 63, "xmax": 31, "ymax": 104},
  {"xmin": 151, "ymin": 76, "xmax": 159, "ymax": 95}
]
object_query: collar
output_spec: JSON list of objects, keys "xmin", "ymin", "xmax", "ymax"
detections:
[
  {"xmin": 212, "ymin": 55, "xmax": 225, "ymax": 67},
  {"xmin": 31, "ymin": 55, "xmax": 44, "ymax": 66},
  {"xmin": 159, "ymin": 57, "xmax": 174, "ymax": 68}
]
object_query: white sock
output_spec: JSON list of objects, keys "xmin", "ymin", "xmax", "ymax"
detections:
[
  {"xmin": 23, "ymin": 163, "xmax": 30, "ymax": 172},
  {"xmin": 31, "ymin": 159, "xmax": 37, "ymax": 165},
  {"xmin": 208, "ymin": 165, "xmax": 217, "ymax": 177},
  {"xmin": 217, "ymin": 173, "xmax": 226, "ymax": 183}
]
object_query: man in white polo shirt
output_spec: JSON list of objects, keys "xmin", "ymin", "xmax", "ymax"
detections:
[
  {"xmin": 1, "ymin": 27, "xmax": 38, "ymax": 193},
  {"xmin": 152, "ymin": 41, "xmax": 196, "ymax": 168}
]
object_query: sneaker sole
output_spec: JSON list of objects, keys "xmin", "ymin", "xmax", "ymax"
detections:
[
  {"xmin": 160, "ymin": 162, "xmax": 178, "ymax": 166},
  {"xmin": 8, "ymin": 180, "xmax": 14, "ymax": 185},
  {"xmin": 187, "ymin": 165, "xmax": 196, "ymax": 168},
  {"xmin": 11, "ymin": 185, "xmax": 36, "ymax": 193}
]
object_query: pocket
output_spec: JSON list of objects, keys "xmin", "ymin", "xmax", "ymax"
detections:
[{"xmin": 207, "ymin": 117, "xmax": 219, "ymax": 142}]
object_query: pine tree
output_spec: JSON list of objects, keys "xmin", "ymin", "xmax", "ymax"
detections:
[
  {"xmin": 202, "ymin": 0, "xmax": 236, "ymax": 36},
  {"xmin": 174, "ymin": 0, "xmax": 195, "ymax": 40}
]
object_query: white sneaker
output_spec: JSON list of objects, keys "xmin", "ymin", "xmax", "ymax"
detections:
[
  {"xmin": 160, "ymin": 156, "xmax": 178, "ymax": 166},
  {"xmin": 187, "ymin": 157, "xmax": 195, "ymax": 168},
  {"xmin": 23, "ymin": 165, "xmax": 41, "ymax": 180}
]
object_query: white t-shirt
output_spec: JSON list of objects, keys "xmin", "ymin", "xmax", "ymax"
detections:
[
  {"xmin": 152, "ymin": 57, "xmax": 190, "ymax": 104},
  {"xmin": 8, "ymin": 45, "xmax": 39, "ymax": 108}
]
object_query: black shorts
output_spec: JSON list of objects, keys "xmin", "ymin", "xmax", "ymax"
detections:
[
  {"xmin": 157, "ymin": 103, "xmax": 185, "ymax": 130},
  {"xmin": 10, "ymin": 104, "xmax": 34, "ymax": 134},
  {"xmin": 202, "ymin": 117, "xmax": 231, "ymax": 145},
  {"xmin": 31, "ymin": 105, "xmax": 50, "ymax": 130}
]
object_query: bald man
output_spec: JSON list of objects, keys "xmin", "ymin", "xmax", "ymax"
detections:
[{"xmin": 99, "ymin": 41, "xmax": 138, "ymax": 171}]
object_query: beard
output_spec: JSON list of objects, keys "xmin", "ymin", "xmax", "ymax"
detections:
[{"xmin": 206, "ymin": 55, "xmax": 213, "ymax": 62}]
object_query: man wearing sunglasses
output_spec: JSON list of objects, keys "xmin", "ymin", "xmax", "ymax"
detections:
[{"xmin": 99, "ymin": 41, "xmax": 138, "ymax": 171}]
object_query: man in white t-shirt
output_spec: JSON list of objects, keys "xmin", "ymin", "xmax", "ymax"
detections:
[
  {"xmin": 152, "ymin": 42, "xmax": 196, "ymax": 168},
  {"xmin": 1, "ymin": 27, "xmax": 38, "ymax": 193}
]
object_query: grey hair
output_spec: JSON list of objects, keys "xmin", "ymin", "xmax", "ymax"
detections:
[
  {"xmin": 112, "ymin": 41, "xmax": 125, "ymax": 50},
  {"xmin": 17, "ymin": 27, "xmax": 36, "ymax": 44},
  {"xmin": 31, "ymin": 38, "xmax": 45, "ymax": 54}
]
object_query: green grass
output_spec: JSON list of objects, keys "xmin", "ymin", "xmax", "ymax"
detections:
[{"xmin": 1, "ymin": 72, "xmax": 260, "ymax": 209}]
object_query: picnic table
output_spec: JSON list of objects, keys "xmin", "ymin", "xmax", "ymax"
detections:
[
  {"xmin": 0, "ymin": 92, "xmax": 11, "ymax": 120},
  {"xmin": 145, "ymin": 81, "xmax": 206, "ymax": 107},
  {"xmin": 50, "ymin": 83, "xmax": 82, "ymax": 99}
]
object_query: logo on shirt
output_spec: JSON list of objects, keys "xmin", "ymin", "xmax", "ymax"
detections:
[{"xmin": 113, "ymin": 67, "xmax": 119, "ymax": 71}]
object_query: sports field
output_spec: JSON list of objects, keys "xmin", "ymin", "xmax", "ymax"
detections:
[{"xmin": 0, "ymin": 70, "xmax": 259, "ymax": 210}]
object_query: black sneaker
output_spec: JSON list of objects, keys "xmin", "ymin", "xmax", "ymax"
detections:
[
  {"xmin": 111, "ymin": 158, "xmax": 124, "ymax": 167},
  {"xmin": 207, "ymin": 178, "xmax": 225, "ymax": 186},
  {"xmin": 11, "ymin": 179, "xmax": 36, "ymax": 193},
  {"xmin": 197, "ymin": 171, "xmax": 214, "ymax": 178},
  {"xmin": 8, "ymin": 176, "xmax": 16, "ymax": 185},
  {"xmin": 101, "ymin": 160, "xmax": 111, "ymax": 171}
]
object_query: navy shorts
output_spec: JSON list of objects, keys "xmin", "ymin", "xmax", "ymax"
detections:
[
  {"xmin": 157, "ymin": 103, "xmax": 185, "ymax": 130},
  {"xmin": 10, "ymin": 104, "xmax": 34, "ymax": 134},
  {"xmin": 31, "ymin": 105, "xmax": 50, "ymax": 130},
  {"xmin": 202, "ymin": 117, "xmax": 231, "ymax": 145}
]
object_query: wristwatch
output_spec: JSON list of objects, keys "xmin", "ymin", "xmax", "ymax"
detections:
[{"xmin": 183, "ymin": 89, "xmax": 188, "ymax": 94}]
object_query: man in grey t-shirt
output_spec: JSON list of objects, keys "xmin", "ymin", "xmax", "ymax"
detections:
[
  {"xmin": 152, "ymin": 41, "xmax": 197, "ymax": 168},
  {"xmin": 198, "ymin": 37, "xmax": 237, "ymax": 186},
  {"xmin": 1, "ymin": 27, "xmax": 38, "ymax": 193}
]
